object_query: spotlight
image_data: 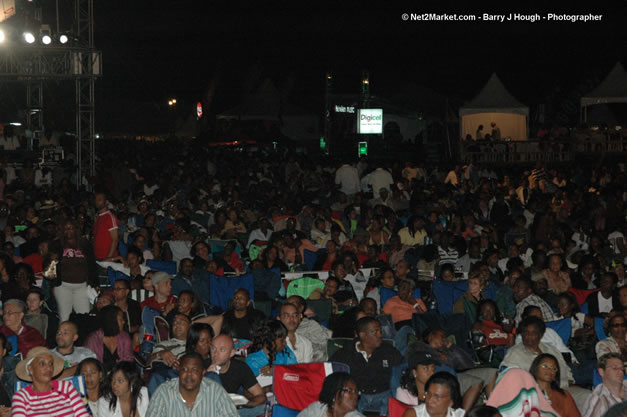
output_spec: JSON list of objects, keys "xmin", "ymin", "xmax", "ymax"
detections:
[
  {"xmin": 0, "ymin": 30, "xmax": 5, "ymax": 43},
  {"xmin": 59, "ymin": 34, "xmax": 68, "ymax": 44},
  {"xmin": 23, "ymin": 32, "xmax": 35, "ymax": 44},
  {"xmin": 42, "ymin": 34, "xmax": 52, "ymax": 45}
]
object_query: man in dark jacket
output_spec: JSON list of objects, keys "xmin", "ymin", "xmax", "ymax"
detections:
[{"xmin": 330, "ymin": 317, "xmax": 402, "ymax": 415}]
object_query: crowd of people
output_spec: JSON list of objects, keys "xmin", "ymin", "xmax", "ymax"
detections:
[{"xmin": 0, "ymin": 138, "xmax": 625, "ymax": 417}]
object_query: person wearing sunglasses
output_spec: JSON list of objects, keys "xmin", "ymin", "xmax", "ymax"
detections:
[
  {"xmin": 530, "ymin": 353, "xmax": 581, "ymax": 417},
  {"xmin": 596, "ymin": 313, "xmax": 626, "ymax": 361}
]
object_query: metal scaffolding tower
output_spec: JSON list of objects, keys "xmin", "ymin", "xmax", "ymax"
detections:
[{"xmin": 0, "ymin": 0, "xmax": 101, "ymax": 188}]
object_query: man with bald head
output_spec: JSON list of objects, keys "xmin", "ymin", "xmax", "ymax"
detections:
[{"xmin": 209, "ymin": 335, "xmax": 265, "ymax": 417}]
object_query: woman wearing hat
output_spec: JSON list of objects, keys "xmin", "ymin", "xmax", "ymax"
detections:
[
  {"xmin": 11, "ymin": 346, "xmax": 89, "ymax": 417},
  {"xmin": 397, "ymin": 351, "xmax": 437, "ymax": 405}
]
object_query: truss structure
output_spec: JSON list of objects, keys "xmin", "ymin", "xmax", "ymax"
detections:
[{"xmin": 0, "ymin": 0, "xmax": 101, "ymax": 188}]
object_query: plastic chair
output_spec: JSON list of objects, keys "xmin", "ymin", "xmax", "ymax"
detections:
[
  {"xmin": 388, "ymin": 397, "xmax": 412, "ymax": 417},
  {"xmin": 145, "ymin": 259, "xmax": 177, "ymax": 275},
  {"xmin": 545, "ymin": 318, "xmax": 572, "ymax": 346},
  {"xmin": 286, "ymin": 277, "xmax": 325, "ymax": 299},
  {"xmin": 273, "ymin": 362, "xmax": 351, "ymax": 411}
]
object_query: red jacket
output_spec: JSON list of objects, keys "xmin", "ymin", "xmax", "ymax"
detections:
[{"xmin": 0, "ymin": 324, "xmax": 47, "ymax": 357}]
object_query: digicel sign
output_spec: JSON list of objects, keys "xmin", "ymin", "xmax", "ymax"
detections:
[{"xmin": 357, "ymin": 109, "xmax": 383, "ymax": 134}]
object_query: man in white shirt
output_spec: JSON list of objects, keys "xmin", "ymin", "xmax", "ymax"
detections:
[
  {"xmin": 278, "ymin": 302, "xmax": 313, "ymax": 363},
  {"xmin": 367, "ymin": 167, "xmax": 393, "ymax": 199},
  {"xmin": 52, "ymin": 321, "xmax": 97, "ymax": 378},
  {"xmin": 335, "ymin": 163, "xmax": 360, "ymax": 198}
]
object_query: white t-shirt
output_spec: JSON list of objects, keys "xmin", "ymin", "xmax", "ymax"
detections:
[{"xmin": 598, "ymin": 292, "xmax": 614, "ymax": 314}]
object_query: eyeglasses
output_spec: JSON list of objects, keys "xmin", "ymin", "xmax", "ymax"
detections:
[
  {"xmin": 610, "ymin": 323, "xmax": 626, "ymax": 328},
  {"xmin": 341, "ymin": 387, "xmax": 359, "ymax": 395},
  {"xmin": 540, "ymin": 364, "xmax": 558, "ymax": 372}
]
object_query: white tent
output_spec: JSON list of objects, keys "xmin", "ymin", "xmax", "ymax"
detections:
[
  {"xmin": 581, "ymin": 62, "xmax": 627, "ymax": 122},
  {"xmin": 218, "ymin": 79, "xmax": 319, "ymax": 141},
  {"xmin": 459, "ymin": 73, "xmax": 529, "ymax": 141}
]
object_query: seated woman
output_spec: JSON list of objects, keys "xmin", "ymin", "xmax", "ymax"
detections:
[
  {"xmin": 12, "ymin": 347, "xmax": 87, "ymax": 417},
  {"xmin": 97, "ymin": 361, "xmax": 148, "ymax": 417},
  {"xmin": 76, "ymin": 358, "xmax": 104, "ymax": 417},
  {"xmin": 530, "ymin": 353, "xmax": 581, "ymax": 417},
  {"xmin": 382, "ymin": 279, "xmax": 426, "ymax": 330},
  {"xmin": 396, "ymin": 351, "xmax": 437, "ymax": 405},
  {"xmin": 453, "ymin": 272, "xmax": 485, "ymax": 323},
  {"xmin": 297, "ymin": 372, "xmax": 364, "ymax": 417},
  {"xmin": 472, "ymin": 299, "xmax": 514, "ymax": 366},
  {"xmin": 165, "ymin": 290, "xmax": 207, "ymax": 325},
  {"xmin": 84, "ymin": 305, "xmax": 134, "ymax": 374},
  {"xmin": 364, "ymin": 268, "xmax": 397, "ymax": 312},
  {"xmin": 542, "ymin": 254, "xmax": 572, "ymax": 295},
  {"xmin": 402, "ymin": 372, "xmax": 466, "ymax": 417},
  {"xmin": 245, "ymin": 320, "xmax": 297, "ymax": 378}
]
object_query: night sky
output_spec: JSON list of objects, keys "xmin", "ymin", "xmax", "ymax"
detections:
[
  {"xmin": 93, "ymin": 4, "xmax": 625, "ymax": 110},
  {"xmin": 5, "ymin": 3, "xmax": 627, "ymax": 131}
]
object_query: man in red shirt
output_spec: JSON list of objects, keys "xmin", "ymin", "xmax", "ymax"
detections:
[
  {"xmin": 0, "ymin": 299, "xmax": 47, "ymax": 357},
  {"xmin": 141, "ymin": 271, "xmax": 177, "ymax": 314},
  {"xmin": 93, "ymin": 192, "xmax": 119, "ymax": 260}
]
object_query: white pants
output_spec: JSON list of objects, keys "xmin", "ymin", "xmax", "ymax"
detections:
[{"xmin": 54, "ymin": 281, "xmax": 91, "ymax": 321}]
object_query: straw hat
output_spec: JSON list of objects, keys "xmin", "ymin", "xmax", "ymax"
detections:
[{"xmin": 16, "ymin": 346, "xmax": 65, "ymax": 381}]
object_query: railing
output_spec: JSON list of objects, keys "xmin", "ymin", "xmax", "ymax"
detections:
[{"xmin": 460, "ymin": 135, "xmax": 627, "ymax": 164}]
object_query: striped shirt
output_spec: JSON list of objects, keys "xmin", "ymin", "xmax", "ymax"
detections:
[
  {"xmin": 146, "ymin": 378, "xmax": 238, "ymax": 417},
  {"xmin": 438, "ymin": 246, "xmax": 459, "ymax": 266},
  {"xmin": 11, "ymin": 379, "xmax": 89, "ymax": 417}
]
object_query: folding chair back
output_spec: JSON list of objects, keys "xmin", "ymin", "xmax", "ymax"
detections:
[
  {"xmin": 303, "ymin": 249, "xmax": 318, "ymax": 271},
  {"xmin": 388, "ymin": 397, "xmax": 412, "ymax": 417},
  {"xmin": 210, "ymin": 273, "xmax": 255, "ymax": 311},
  {"xmin": 273, "ymin": 362, "xmax": 350, "ymax": 411},
  {"xmin": 154, "ymin": 315, "xmax": 170, "ymax": 343},
  {"xmin": 545, "ymin": 318, "xmax": 572, "ymax": 346},
  {"xmin": 432, "ymin": 280, "xmax": 468, "ymax": 315},
  {"xmin": 286, "ymin": 277, "xmax": 325, "ymax": 299},
  {"xmin": 308, "ymin": 299, "xmax": 333, "ymax": 324},
  {"xmin": 145, "ymin": 260, "xmax": 177, "ymax": 275}
]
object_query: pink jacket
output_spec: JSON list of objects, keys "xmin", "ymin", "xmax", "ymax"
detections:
[{"xmin": 84, "ymin": 330, "xmax": 133, "ymax": 363}]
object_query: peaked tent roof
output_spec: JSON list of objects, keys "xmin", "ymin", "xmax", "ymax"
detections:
[
  {"xmin": 218, "ymin": 78, "xmax": 314, "ymax": 120},
  {"xmin": 459, "ymin": 73, "xmax": 528, "ymax": 116},
  {"xmin": 581, "ymin": 62, "xmax": 627, "ymax": 106}
]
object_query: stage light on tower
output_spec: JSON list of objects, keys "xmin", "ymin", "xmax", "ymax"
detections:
[
  {"xmin": 42, "ymin": 34, "xmax": 51, "ymax": 44},
  {"xmin": 59, "ymin": 34, "xmax": 68, "ymax": 44},
  {"xmin": 23, "ymin": 32, "xmax": 35, "ymax": 43}
]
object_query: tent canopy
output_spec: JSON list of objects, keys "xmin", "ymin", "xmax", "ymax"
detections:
[
  {"xmin": 581, "ymin": 62, "xmax": 627, "ymax": 107},
  {"xmin": 459, "ymin": 73, "xmax": 529, "ymax": 140},
  {"xmin": 218, "ymin": 79, "xmax": 319, "ymax": 141}
]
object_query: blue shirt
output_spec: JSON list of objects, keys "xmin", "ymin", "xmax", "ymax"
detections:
[{"xmin": 245, "ymin": 346, "xmax": 297, "ymax": 376}]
